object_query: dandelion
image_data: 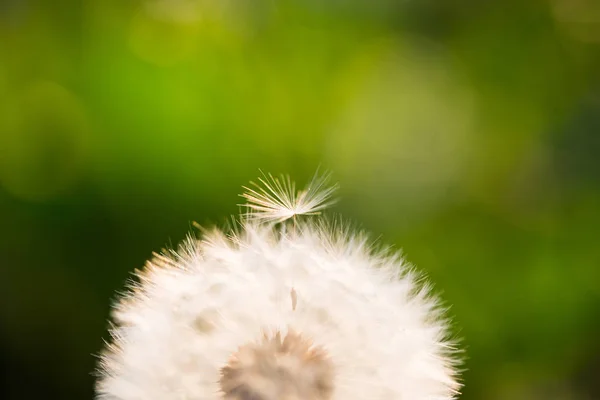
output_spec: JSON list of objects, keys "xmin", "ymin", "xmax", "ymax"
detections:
[
  {"xmin": 240, "ymin": 170, "xmax": 339, "ymax": 224},
  {"xmin": 96, "ymin": 172, "xmax": 462, "ymax": 400}
]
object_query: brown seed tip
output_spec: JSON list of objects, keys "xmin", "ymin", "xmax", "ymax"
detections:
[
  {"xmin": 220, "ymin": 330, "xmax": 334, "ymax": 400},
  {"xmin": 291, "ymin": 288, "xmax": 297, "ymax": 311}
]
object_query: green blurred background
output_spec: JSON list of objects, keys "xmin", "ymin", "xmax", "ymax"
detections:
[{"xmin": 1, "ymin": 0, "xmax": 599, "ymax": 399}]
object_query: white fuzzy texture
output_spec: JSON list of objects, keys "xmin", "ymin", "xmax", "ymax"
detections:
[
  {"xmin": 241, "ymin": 170, "xmax": 339, "ymax": 223},
  {"xmin": 97, "ymin": 177, "xmax": 461, "ymax": 400}
]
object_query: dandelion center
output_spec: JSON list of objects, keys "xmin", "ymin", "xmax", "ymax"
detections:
[{"xmin": 219, "ymin": 330, "xmax": 335, "ymax": 400}]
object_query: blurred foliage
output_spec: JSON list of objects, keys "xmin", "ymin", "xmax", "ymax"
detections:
[{"xmin": 1, "ymin": 0, "xmax": 600, "ymax": 399}]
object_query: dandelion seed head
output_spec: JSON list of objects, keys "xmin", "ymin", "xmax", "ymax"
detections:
[{"xmin": 96, "ymin": 172, "xmax": 462, "ymax": 400}]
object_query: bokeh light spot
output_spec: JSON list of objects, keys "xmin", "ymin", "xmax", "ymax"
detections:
[
  {"xmin": 0, "ymin": 81, "xmax": 90, "ymax": 201},
  {"xmin": 326, "ymin": 38, "xmax": 475, "ymax": 227}
]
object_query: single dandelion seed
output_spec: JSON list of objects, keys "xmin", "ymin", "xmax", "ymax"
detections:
[
  {"xmin": 291, "ymin": 287, "xmax": 298, "ymax": 311},
  {"xmin": 240, "ymin": 170, "xmax": 339, "ymax": 224},
  {"xmin": 96, "ymin": 172, "xmax": 462, "ymax": 400}
]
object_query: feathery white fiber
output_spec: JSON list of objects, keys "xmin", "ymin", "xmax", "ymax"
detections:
[
  {"xmin": 96, "ymin": 172, "xmax": 461, "ymax": 400},
  {"xmin": 241, "ymin": 170, "xmax": 339, "ymax": 223}
]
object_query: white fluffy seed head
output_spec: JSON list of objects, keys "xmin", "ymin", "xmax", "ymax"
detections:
[{"xmin": 96, "ymin": 173, "xmax": 462, "ymax": 400}]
